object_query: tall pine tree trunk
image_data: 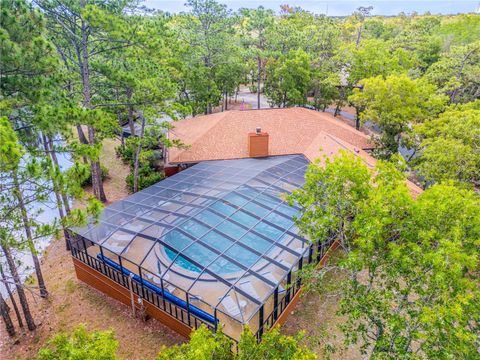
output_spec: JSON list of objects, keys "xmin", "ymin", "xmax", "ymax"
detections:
[
  {"xmin": 334, "ymin": 87, "xmax": 346, "ymax": 117},
  {"xmin": 355, "ymin": 107, "xmax": 361, "ymax": 130},
  {"xmin": 47, "ymin": 136, "xmax": 71, "ymax": 215},
  {"xmin": 42, "ymin": 135, "xmax": 70, "ymax": 250},
  {"xmin": 13, "ymin": 170, "xmax": 48, "ymax": 298},
  {"xmin": 76, "ymin": 125, "xmax": 88, "ymax": 145},
  {"xmin": 0, "ymin": 243, "xmax": 35, "ymax": 331},
  {"xmin": 0, "ymin": 264, "xmax": 23, "ymax": 328},
  {"xmin": 126, "ymin": 87, "xmax": 136, "ymax": 137},
  {"xmin": 80, "ymin": 9, "xmax": 107, "ymax": 203},
  {"xmin": 133, "ymin": 115, "xmax": 146, "ymax": 193},
  {"xmin": 0, "ymin": 291, "xmax": 15, "ymax": 337},
  {"xmin": 87, "ymin": 127, "xmax": 107, "ymax": 202}
]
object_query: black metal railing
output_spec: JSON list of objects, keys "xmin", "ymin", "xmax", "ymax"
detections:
[
  {"xmin": 71, "ymin": 233, "xmax": 336, "ymax": 345},
  {"xmin": 71, "ymin": 246, "xmax": 215, "ymax": 332},
  {"xmin": 254, "ymin": 237, "xmax": 336, "ymax": 341}
]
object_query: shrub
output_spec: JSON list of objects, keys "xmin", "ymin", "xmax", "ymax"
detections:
[
  {"xmin": 37, "ymin": 324, "xmax": 118, "ymax": 360},
  {"xmin": 68, "ymin": 162, "xmax": 109, "ymax": 188},
  {"xmin": 156, "ymin": 325, "xmax": 315, "ymax": 360},
  {"xmin": 116, "ymin": 142, "xmax": 135, "ymax": 166},
  {"xmin": 126, "ymin": 166, "xmax": 165, "ymax": 192}
]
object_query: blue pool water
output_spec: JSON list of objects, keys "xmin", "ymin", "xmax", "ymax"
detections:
[
  {"xmin": 165, "ymin": 247, "xmax": 243, "ymax": 274},
  {"xmin": 162, "ymin": 193, "xmax": 299, "ymax": 274},
  {"xmin": 165, "ymin": 248, "xmax": 202, "ymax": 272},
  {"xmin": 149, "ymin": 155, "xmax": 307, "ymax": 275}
]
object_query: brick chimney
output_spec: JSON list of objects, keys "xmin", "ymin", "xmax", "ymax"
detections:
[{"xmin": 248, "ymin": 128, "xmax": 269, "ymax": 157}]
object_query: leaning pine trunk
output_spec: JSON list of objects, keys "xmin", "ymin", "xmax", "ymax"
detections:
[
  {"xmin": 133, "ymin": 116, "xmax": 146, "ymax": 193},
  {"xmin": 0, "ymin": 291, "xmax": 15, "ymax": 337},
  {"xmin": 87, "ymin": 127, "xmax": 107, "ymax": 202},
  {"xmin": 47, "ymin": 135, "xmax": 71, "ymax": 215},
  {"xmin": 0, "ymin": 264, "xmax": 23, "ymax": 328},
  {"xmin": 1, "ymin": 243, "xmax": 36, "ymax": 331},
  {"xmin": 42, "ymin": 135, "xmax": 71, "ymax": 250},
  {"xmin": 76, "ymin": 125, "xmax": 88, "ymax": 145},
  {"xmin": 13, "ymin": 170, "xmax": 48, "ymax": 298}
]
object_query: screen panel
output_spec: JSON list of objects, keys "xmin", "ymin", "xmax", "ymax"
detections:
[{"xmin": 72, "ymin": 154, "xmax": 314, "ymax": 321}]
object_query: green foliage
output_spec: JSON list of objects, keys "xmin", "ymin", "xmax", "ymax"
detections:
[
  {"xmin": 156, "ymin": 325, "xmax": 316, "ymax": 359},
  {"xmin": 117, "ymin": 125, "xmax": 168, "ymax": 193},
  {"xmin": 425, "ymin": 41, "xmax": 480, "ymax": 103},
  {"xmin": 414, "ymin": 101, "xmax": 480, "ymax": 185},
  {"xmin": 0, "ymin": 117, "xmax": 23, "ymax": 169},
  {"xmin": 435, "ymin": 14, "xmax": 480, "ymax": 46},
  {"xmin": 238, "ymin": 6, "xmax": 274, "ymax": 102},
  {"xmin": 238, "ymin": 326, "xmax": 316, "ymax": 360},
  {"xmin": 293, "ymin": 154, "xmax": 480, "ymax": 358},
  {"xmin": 349, "ymin": 74, "xmax": 447, "ymax": 158},
  {"xmin": 265, "ymin": 49, "xmax": 312, "ymax": 107},
  {"xmin": 126, "ymin": 166, "xmax": 165, "ymax": 192},
  {"xmin": 37, "ymin": 324, "xmax": 118, "ymax": 360},
  {"xmin": 157, "ymin": 326, "xmax": 232, "ymax": 360},
  {"xmin": 340, "ymin": 39, "xmax": 416, "ymax": 85},
  {"xmin": 0, "ymin": 0, "xmax": 58, "ymax": 112},
  {"xmin": 3, "ymin": 2, "xmax": 480, "ymax": 355},
  {"xmin": 68, "ymin": 162, "xmax": 109, "ymax": 188},
  {"xmin": 172, "ymin": 0, "xmax": 240, "ymax": 115},
  {"xmin": 116, "ymin": 142, "xmax": 135, "ymax": 165},
  {"xmin": 288, "ymin": 151, "xmax": 371, "ymax": 250}
]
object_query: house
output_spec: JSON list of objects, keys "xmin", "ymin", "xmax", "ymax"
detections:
[
  {"xmin": 68, "ymin": 108, "xmax": 422, "ymax": 344},
  {"xmin": 165, "ymin": 108, "xmax": 420, "ymax": 195}
]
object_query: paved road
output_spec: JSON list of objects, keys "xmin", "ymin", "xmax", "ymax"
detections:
[
  {"xmin": 325, "ymin": 108, "xmax": 415, "ymax": 159},
  {"xmin": 236, "ymin": 86, "xmax": 271, "ymax": 109},
  {"xmin": 325, "ymin": 107, "xmax": 381, "ymax": 132}
]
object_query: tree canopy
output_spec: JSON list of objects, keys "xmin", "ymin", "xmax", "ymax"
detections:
[
  {"xmin": 157, "ymin": 326, "xmax": 316, "ymax": 360},
  {"xmin": 414, "ymin": 100, "xmax": 480, "ymax": 185},
  {"xmin": 290, "ymin": 152, "xmax": 480, "ymax": 358},
  {"xmin": 349, "ymin": 74, "xmax": 447, "ymax": 158},
  {"xmin": 1, "ymin": 1, "xmax": 480, "ymax": 357},
  {"xmin": 37, "ymin": 325, "xmax": 118, "ymax": 360}
]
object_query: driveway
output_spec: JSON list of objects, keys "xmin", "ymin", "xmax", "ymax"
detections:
[{"xmin": 236, "ymin": 85, "xmax": 271, "ymax": 109}]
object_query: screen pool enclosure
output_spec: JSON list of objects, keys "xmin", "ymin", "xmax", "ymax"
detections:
[{"xmin": 69, "ymin": 154, "xmax": 335, "ymax": 341}]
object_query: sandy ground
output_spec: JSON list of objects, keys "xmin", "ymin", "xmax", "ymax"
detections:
[
  {"xmin": 0, "ymin": 138, "xmax": 185, "ymax": 360},
  {"xmin": 283, "ymin": 266, "xmax": 361, "ymax": 360},
  {"xmin": 0, "ymin": 135, "xmax": 359, "ymax": 360}
]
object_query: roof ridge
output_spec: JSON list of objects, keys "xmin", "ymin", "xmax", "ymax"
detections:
[
  {"xmin": 298, "ymin": 107, "xmax": 370, "ymax": 138},
  {"xmin": 168, "ymin": 112, "xmax": 227, "ymax": 163}
]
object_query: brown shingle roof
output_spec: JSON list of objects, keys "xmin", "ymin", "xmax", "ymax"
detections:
[
  {"xmin": 168, "ymin": 108, "xmax": 372, "ymax": 163},
  {"xmin": 167, "ymin": 108, "xmax": 422, "ymax": 196}
]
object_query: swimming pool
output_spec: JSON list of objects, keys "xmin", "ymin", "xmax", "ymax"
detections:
[
  {"xmin": 73, "ymin": 154, "xmax": 312, "ymax": 331},
  {"xmin": 71, "ymin": 153, "xmax": 334, "ymax": 343},
  {"xmin": 164, "ymin": 247, "xmax": 243, "ymax": 274},
  {"xmin": 160, "ymin": 180, "xmax": 300, "ymax": 275}
]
